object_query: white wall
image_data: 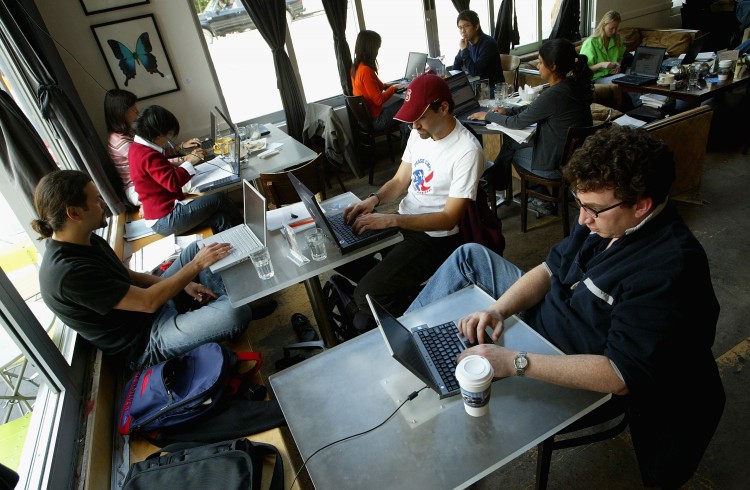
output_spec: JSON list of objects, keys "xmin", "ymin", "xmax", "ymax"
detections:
[
  {"xmin": 595, "ymin": 0, "xmax": 682, "ymax": 29},
  {"xmin": 35, "ymin": 0, "xmax": 224, "ymax": 142}
]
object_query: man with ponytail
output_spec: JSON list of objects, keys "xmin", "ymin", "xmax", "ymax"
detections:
[{"xmin": 33, "ymin": 170, "xmax": 265, "ymax": 369}]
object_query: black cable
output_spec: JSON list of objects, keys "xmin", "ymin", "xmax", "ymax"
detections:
[{"xmin": 287, "ymin": 386, "xmax": 428, "ymax": 490}]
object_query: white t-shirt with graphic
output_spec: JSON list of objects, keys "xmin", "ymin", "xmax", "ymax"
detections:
[{"xmin": 399, "ymin": 118, "xmax": 485, "ymax": 237}]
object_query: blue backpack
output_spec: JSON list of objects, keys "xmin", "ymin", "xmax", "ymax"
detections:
[{"xmin": 118, "ymin": 342, "xmax": 261, "ymax": 435}]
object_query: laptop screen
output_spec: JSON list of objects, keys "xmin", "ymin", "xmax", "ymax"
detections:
[
  {"xmin": 631, "ymin": 46, "xmax": 666, "ymax": 77},
  {"xmin": 242, "ymin": 179, "xmax": 266, "ymax": 248},
  {"xmin": 404, "ymin": 52, "xmax": 428, "ymax": 79},
  {"xmin": 211, "ymin": 106, "xmax": 240, "ymax": 175},
  {"xmin": 445, "ymin": 72, "xmax": 480, "ymax": 116}
]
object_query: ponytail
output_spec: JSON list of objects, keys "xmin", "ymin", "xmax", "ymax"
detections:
[{"xmin": 570, "ymin": 53, "xmax": 594, "ymax": 92}]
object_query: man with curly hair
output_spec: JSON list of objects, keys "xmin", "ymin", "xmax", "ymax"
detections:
[{"xmin": 408, "ymin": 125, "xmax": 723, "ymax": 488}]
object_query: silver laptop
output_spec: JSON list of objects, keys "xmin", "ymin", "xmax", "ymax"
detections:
[
  {"xmin": 393, "ymin": 52, "xmax": 428, "ymax": 88},
  {"xmin": 426, "ymin": 56, "xmax": 446, "ymax": 74},
  {"xmin": 196, "ymin": 106, "xmax": 242, "ymax": 192},
  {"xmin": 200, "ymin": 179, "xmax": 267, "ymax": 273}
]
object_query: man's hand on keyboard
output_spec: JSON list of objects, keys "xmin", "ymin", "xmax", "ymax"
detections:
[
  {"xmin": 194, "ymin": 242, "xmax": 233, "ymax": 269},
  {"xmin": 351, "ymin": 212, "xmax": 395, "ymax": 234},
  {"xmin": 343, "ymin": 199, "xmax": 376, "ymax": 224}
]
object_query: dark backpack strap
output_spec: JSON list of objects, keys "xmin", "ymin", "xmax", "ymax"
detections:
[
  {"xmin": 250, "ymin": 441, "xmax": 285, "ymax": 490},
  {"xmin": 226, "ymin": 351, "xmax": 263, "ymax": 395},
  {"xmin": 144, "ymin": 441, "xmax": 206, "ymax": 460}
]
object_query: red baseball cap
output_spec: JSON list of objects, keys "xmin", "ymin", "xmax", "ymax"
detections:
[{"xmin": 394, "ymin": 74, "xmax": 452, "ymax": 123}]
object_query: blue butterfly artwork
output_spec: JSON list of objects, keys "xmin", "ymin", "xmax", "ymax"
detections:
[{"xmin": 107, "ymin": 32, "xmax": 165, "ymax": 86}]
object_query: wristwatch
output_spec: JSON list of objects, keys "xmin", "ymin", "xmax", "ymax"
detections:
[
  {"xmin": 514, "ymin": 351, "xmax": 528, "ymax": 376},
  {"xmin": 367, "ymin": 192, "xmax": 380, "ymax": 206}
]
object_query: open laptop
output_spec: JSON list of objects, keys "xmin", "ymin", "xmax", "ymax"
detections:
[
  {"xmin": 446, "ymin": 71, "xmax": 487, "ymax": 126},
  {"xmin": 392, "ymin": 51, "xmax": 428, "ymax": 90},
  {"xmin": 199, "ymin": 179, "xmax": 267, "ymax": 273},
  {"xmin": 613, "ymin": 46, "xmax": 667, "ymax": 87},
  {"xmin": 426, "ymin": 56, "xmax": 446, "ymax": 75},
  {"xmin": 287, "ymin": 173, "xmax": 399, "ymax": 255},
  {"xmin": 195, "ymin": 106, "xmax": 242, "ymax": 192},
  {"xmin": 367, "ymin": 295, "xmax": 480, "ymax": 399},
  {"xmin": 662, "ymin": 32, "xmax": 710, "ymax": 70}
]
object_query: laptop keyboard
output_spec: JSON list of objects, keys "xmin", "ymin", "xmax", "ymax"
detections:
[
  {"xmin": 417, "ymin": 322, "xmax": 463, "ymax": 393},
  {"xmin": 615, "ymin": 74, "xmax": 654, "ymax": 85},
  {"xmin": 196, "ymin": 175, "xmax": 241, "ymax": 192},
  {"xmin": 222, "ymin": 226, "xmax": 262, "ymax": 258},
  {"xmin": 328, "ymin": 213, "xmax": 378, "ymax": 244}
]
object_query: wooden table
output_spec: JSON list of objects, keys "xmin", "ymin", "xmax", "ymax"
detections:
[{"xmin": 619, "ymin": 70, "xmax": 750, "ymax": 108}]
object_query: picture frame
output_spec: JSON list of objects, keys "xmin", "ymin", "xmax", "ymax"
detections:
[
  {"xmin": 79, "ymin": 0, "xmax": 149, "ymax": 16},
  {"xmin": 91, "ymin": 14, "xmax": 178, "ymax": 100}
]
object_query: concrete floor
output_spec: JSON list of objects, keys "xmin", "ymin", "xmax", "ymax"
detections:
[{"xmin": 246, "ymin": 120, "xmax": 750, "ymax": 489}]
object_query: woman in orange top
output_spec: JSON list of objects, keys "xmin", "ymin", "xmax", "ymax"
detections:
[{"xmin": 351, "ymin": 30, "xmax": 406, "ymax": 131}]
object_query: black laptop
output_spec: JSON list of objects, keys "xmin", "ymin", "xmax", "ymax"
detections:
[
  {"xmin": 613, "ymin": 46, "xmax": 667, "ymax": 87},
  {"xmin": 662, "ymin": 33, "xmax": 710, "ymax": 69},
  {"xmin": 367, "ymin": 295, "xmax": 465, "ymax": 398},
  {"xmin": 288, "ymin": 173, "xmax": 400, "ymax": 255},
  {"xmin": 446, "ymin": 71, "xmax": 487, "ymax": 126}
]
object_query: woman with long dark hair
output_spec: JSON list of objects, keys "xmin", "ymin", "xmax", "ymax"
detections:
[
  {"xmin": 469, "ymin": 39, "xmax": 593, "ymax": 215},
  {"xmin": 351, "ymin": 30, "xmax": 406, "ymax": 131}
]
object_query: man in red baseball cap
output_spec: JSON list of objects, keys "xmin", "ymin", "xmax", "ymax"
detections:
[{"xmin": 338, "ymin": 73, "xmax": 485, "ymax": 325}]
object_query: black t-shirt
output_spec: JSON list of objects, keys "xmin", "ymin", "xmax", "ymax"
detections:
[{"xmin": 39, "ymin": 234, "xmax": 152, "ymax": 363}]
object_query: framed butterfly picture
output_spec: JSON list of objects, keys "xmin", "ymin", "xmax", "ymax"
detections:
[{"xmin": 91, "ymin": 14, "xmax": 178, "ymax": 100}]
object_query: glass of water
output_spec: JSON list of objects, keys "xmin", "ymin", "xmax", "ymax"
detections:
[
  {"xmin": 249, "ymin": 247, "xmax": 274, "ymax": 280},
  {"xmin": 494, "ymin": 82, "xmax": 512, "ymax": 109},
  {"xmin": 305, "ymin": 228, "xmax": 327, "ymax": 261}
]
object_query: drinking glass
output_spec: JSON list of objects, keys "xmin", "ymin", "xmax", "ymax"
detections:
[
  {"xmin": 305, "ymin": 228, "xmax": 327, "ymax": 261},
  {"xmin": 249, "ymin": 247, "xmax": 274, "ymax": 280},
  {"xmin": 688, "ymin": 64, "xmax": 699, "ymax": 89},
  {"xmin": 494, "ymin": 83, "xmax": 512, "ymax": 108}
]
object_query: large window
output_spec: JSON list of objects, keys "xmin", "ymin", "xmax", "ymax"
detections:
[
  {"xmin": 0, "ymin": 46, "xmax": 85, "ymax": 490},
  {"xmin": 435, "ymin": 0, "xmax": 492, "ymax": 60}
]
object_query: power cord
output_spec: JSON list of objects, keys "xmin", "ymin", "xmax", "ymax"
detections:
[{"xmin": 288, "ymin": 386, "xmax": 428, "ymax": 490}]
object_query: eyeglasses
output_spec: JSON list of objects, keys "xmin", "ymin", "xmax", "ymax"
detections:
[
  {"xmin": 571, "ymin": 191, "xmax": 625, "ymax": 218},
  {"xmin": 458, "ymin": 24, "xmax": 473, "ymax": 31}
]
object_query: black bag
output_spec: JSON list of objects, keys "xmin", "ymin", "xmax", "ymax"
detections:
[
  {"xmin": 459, "ymin": 186, "xmax": 506, "ymax": 256},
  {"xmin": 323, "ymin": 274, "xmax": 372, "ymax": 341},
  {"xmin": 122, "ymin": 438, "xmax": 283, "ymax": 490}
]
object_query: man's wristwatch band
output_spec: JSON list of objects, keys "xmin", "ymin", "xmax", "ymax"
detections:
[{"xmin": 368, "ymin": 193, "xmax": 380, "ymax": 206}]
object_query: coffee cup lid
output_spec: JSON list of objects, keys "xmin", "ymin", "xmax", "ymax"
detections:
[{"xmin": 455, "ymin": 355, "xmax": 494, "ymax": 386}]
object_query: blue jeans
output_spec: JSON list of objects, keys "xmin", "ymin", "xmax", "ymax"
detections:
[
  {"xmin": 406, "ymin": 243, "xmax": 524, "ymax": 313},
  {"xmin": 151, "ymin": 193, "xmax": 241, "ymax": 236},
  {"xmin": 134, "ymin": 241, "xmax": 253, "ymax": 369}
]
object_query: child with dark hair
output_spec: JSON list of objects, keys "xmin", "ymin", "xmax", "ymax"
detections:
[{"xmin": 129, "ymin": 105, "xmax": 240, "ymax": 235}]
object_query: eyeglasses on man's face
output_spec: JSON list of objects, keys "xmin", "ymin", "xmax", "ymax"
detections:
[{"xmin": 571, "ymin": 191, "xmax": 625, "ymax": 218}]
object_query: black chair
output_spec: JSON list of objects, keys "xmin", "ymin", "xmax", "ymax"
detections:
[
  {"xmin": 344, "ymin": 95, "xmax": 401, "ymax": 185},
  {"xmin": 536, "ymin": 396, "xmax": 629, "ymax": 489},
  {"xmin": 516, "ymin": 111, "xmax": 612, "ymax": 237},
  {"xmin": 258, "ymin": 153, "xmax": 327, "ymax": 208}
]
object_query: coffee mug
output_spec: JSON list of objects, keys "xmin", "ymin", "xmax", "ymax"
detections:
[{"xmin": 658, "ymin": 73, "xmax": 674, "ymax": 85}]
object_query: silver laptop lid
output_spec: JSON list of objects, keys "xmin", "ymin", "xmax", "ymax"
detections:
[
  {"xmin": 404, "ymin": 52, "xmax": 428, "ymax": 79},
  {"xmin": 242, "ymin": 179, "xmax": 266, "ymax": 248}
]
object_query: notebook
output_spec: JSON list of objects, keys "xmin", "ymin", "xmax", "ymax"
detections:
[
  {"xmin": 287, "ymin": 173, "xmax": 399, "ymax": 255},
  {"xmin": 446, "ymin": 71, "xmax": 487, "ymax": 126},
  {"xmin": 199, "ymin": 179, "xmax": 267, "ymax": 273},
  {"xmin": 613, "ymin": 46, "xmax": 667, "ymax": 87},
  {"xmin": 194, "ymin": 157, "xmax": 241, "ymax": 193},
  {"xmin": 392, "ymin": 51, "xmax": 428, "ymax": 88},
  {"xmin": 426, "ymin": 56, "xmax": 447, "ymax": 75},
  {"xmin": 662, "ymin": 33, "xmax": 710, "ymax": 69},
  {"xmin": 367, "ymin": 294, "xmax": 481, "ymax": 399}
]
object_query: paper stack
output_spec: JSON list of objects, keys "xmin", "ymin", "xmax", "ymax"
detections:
[{"xmin": 640, "ymin": 93, "xmax": 669, "ymax": 109}]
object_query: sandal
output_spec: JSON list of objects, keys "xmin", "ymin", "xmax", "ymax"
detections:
[{"xmin": 291, "ymin": 313, "xmax": 319, "ymax": 342}]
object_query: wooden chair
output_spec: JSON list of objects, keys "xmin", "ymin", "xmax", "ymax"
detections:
[
  {"xmin": 258, "ymin": 153, "xmax": 327, "ymax": 208},
  {"xmin": 500, "ymin": 54, "xmax": 521, "ymax": 90},
  {"xmin": 344, "ymin": 95, "xmax": 401, "ymax": 185},
  {"xmin": 516, "ymin": 111, "xmax": 612, "ymax": 237}
]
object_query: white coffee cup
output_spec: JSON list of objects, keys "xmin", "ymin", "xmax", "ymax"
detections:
[
  {"xmin": 658, "ymin": 73, "xmax": 674, "ymax": 85},
  {"xmin": 455, "ymin": 355, "xmax": 494, "ymax": 417}
]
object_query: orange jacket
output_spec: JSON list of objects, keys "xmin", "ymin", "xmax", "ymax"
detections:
[{"xmin": 352, "ymin": 64, "xmax": 395, "ymax": 118}]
